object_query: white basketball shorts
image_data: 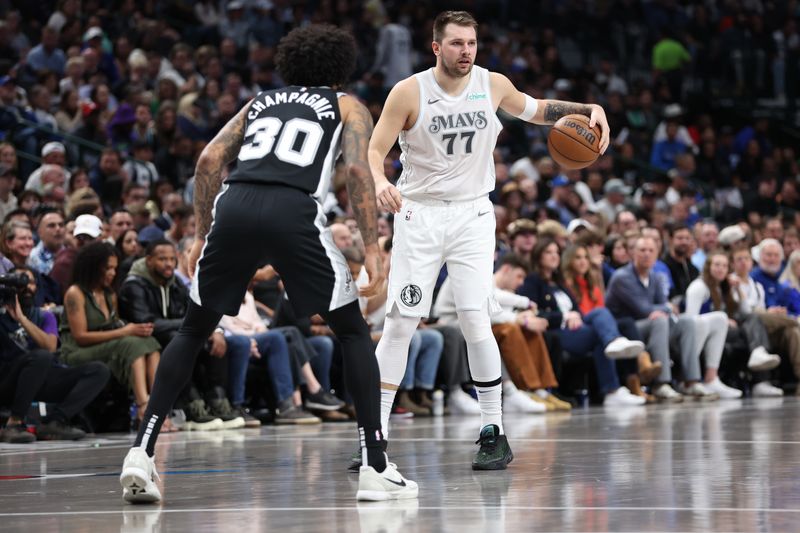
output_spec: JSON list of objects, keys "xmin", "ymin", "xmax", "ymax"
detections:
[{"xmin": 387, "ymin": 195, "xmax": 496, "ymax": 318}]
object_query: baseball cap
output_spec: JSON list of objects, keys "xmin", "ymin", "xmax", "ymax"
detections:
[
  {"xmin": 567, "ymin": 218, "xmax": 595, "ymax": 235},
  {"xmin": 604, "ymin": 178, "xmax": 631, "ymax": 195},
  {"xmin": 551, "ymin": 175, "xmax": 570, "ymax": 188},
  {"xmin": 137, "ymin": 225, "xmax": 165, "ymax": 245},
  {"xmin": 41, "ymin": 141, "xmax": 66, "ymax": 157},
  {"xmin": 507, "ymin": 218, "xmax": 537, "ymax": 239},
  {"xmin": 84, "ymin": 27, "xmax": 104, "ymax": 41},
  {"xmin": 718, "ymin": 225, "xmax": 747, "ymax": 247},
  {"xmin": 640, "ymin": 183, "xmax": 658, "ymax": 197},
  {"xmin": 73, "ymin": 214, "xmax": 103, "ymax": 238},
  {"xmin": 663, "ymin": 103, "xmax": 683, "ymax": 119}
]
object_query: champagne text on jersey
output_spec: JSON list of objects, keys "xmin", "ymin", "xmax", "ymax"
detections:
[{"xmin": 249, "ymin": 91, "xmax": 336, "ymax": 121}]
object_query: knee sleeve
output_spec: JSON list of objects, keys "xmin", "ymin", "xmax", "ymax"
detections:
[
  {"xmin": 456, "ymin": 309, "xmax": 494, "ymax": 345},
  {"xmin": 375, "ymin": 308, "xmax": 420, "ymax": 386}
]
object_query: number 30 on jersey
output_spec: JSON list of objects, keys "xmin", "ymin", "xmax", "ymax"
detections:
[{"xmin": 239, "ymin": 117, "xmax": 324, "ymax": 167}]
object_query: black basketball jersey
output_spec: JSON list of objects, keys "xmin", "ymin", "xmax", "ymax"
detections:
[{"xmin": 226, "ymin": 86, "xmax": 343, "ymax": 198}]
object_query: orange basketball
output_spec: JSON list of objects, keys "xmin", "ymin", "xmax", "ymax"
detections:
[{"xmin": 547, "ymin": 114, "xmax": 601, "ymax": 170}]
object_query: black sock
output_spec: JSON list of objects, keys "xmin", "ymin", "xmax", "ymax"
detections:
[
  {"xmin": 134, "ymin": 302, "xmax": 221, "ymax": 456},
  {"xmin": 322, "ymin": 302, "xmax": 385, "ymax": 472}
]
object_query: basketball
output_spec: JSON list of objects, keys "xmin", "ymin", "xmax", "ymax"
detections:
[{"xmin": 547, "ymin": 114, "xmax": 602, "ymax": 169}]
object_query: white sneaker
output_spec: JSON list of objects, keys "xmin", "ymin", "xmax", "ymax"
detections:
[
  {"xmin": 120, "ymin": 447, "xmax": 161, "ymax": 503},
  {"xmin": 680, "ymin": 382, "xmax": 720, "ymax": 402},
  {"xmin": 752, "ymin": 381, "xmax": 784, "ymax": 397},
  {"xmin": 356, "ymin": 462, "xmax": 419, "ymax": 501},
  {"xmin": 653, "ymin": 383, "xmax": 684, "ymax": 403},
  {"xmin": 448, "ymin": 388, "xmax": 481, "ymax": 415},
  {"xmin": 603, "ymin": 387, "xmax": 646, "ymax": 406},
  {"xmin": 604, "ymin": 337, "xmax": 645, "ymax": 360},
  {"xmin": 503, "ymin": 387, "xmax": 547, "ymax": 413},
  {"xmin": 748, "ymin": 346, "xmax": 781, "ymax": 371},
  {"xmin": 704, "ymin": 377, "xmax": 742, "ymax": 399}
]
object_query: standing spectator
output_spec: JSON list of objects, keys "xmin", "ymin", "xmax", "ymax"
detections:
[
  {"xmin": 28, "ymin": 210, "xmax": 66, "ymax": 274},
  {"xmin": 61, "ymin": 242, "xmax": 161, "ymax": 424},
  {"xmin": 372, "ymin": 7, "xmax": 413, "ymax": 88}
]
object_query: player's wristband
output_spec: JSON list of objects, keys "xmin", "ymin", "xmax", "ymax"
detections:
[{"xmin": 514, "ymin": 94, "xmax": 538, "ymax": 122}]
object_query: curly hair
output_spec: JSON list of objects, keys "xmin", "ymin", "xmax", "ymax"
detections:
[
  {"xmin": 275, "ymin": 25, "xmax": 356, "ymax": 88},
  {"xmin": 70, "ymin": 241, "xmax": 118, "ymax": 291}
]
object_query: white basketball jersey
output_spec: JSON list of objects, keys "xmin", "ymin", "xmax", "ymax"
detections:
[{"xmin": 397, "ymin": 66, "xmax": 502, "ymax": 202}]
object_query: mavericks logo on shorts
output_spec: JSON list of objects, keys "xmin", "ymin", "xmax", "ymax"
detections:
[{"xmin": 400, "ymin": 284, "xmax": 422, "ymax": 307}]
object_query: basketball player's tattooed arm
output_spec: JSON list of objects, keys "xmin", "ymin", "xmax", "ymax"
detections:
[
  {"xmin": 541, "ymin": 101, "xmax": 594, "ymax": 124},
  {"xmin": 342, "ymin": 101, "xmax": 379, "ymax": 248},
  {"xmin": 193, "ymin": 104, "xmax": 249, "ymax": 239}
]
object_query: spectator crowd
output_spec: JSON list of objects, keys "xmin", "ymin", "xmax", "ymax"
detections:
[{"xmin": 1, "ymin": 0, "xmax": 800, "ymax": 443}]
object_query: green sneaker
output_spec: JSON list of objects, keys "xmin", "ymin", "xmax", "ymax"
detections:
[{"xmin": 471, "ymin": 424, "xmax": 513, "ymax": 471}]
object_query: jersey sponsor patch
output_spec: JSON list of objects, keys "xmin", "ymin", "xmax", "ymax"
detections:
[
  {"xmin": 400, "ymin": 284, "xmax": 422, "ymax": 306},
  {"xmin": 467, "ymin": 92, "xmax": 487, "ymax": 100}
]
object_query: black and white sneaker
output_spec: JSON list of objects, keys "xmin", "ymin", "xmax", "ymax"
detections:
[
  {"xmin": 348, "ymin": 440, "xmax": 388, "ymax": 472},
  {"xmin": 356, "ymin": 462, "xmax": 418, "ymax": 501},
  {"xmin": 305, "ymin": 389, "xmax": 346, "ymax": 411},
  {"xmin": 120, "ymin": 448, "xmax": 161, "ymax": 503}
]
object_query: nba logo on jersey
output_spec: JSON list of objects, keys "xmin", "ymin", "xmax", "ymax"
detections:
[{"xmin": 405, "ymin": 210, "xmax": 412, "ymax": 221}]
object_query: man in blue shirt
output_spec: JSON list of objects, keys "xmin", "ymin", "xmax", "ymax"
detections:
[
  {"xmin": 606, "ymin": 235, "xmax": 717, "ymax": 402},
  {"xmin": 26, "ymin": 26, "xmax": 66, "ymax": 76}
]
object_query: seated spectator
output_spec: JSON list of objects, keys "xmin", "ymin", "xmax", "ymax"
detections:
[
  {"xmin": 115, "ymin": 228, "xmax": 142, "ymax": 263},
  {"xmin": 27, "ymin": 209, "xmax": 66, "ymax": 275},
  {"xmin": 606, "ymin": 236, "xmax": 719, "ymax": 402},
  {"xmin": 51, "ymin": 214, "xmax": 103, "ymax": 295},
  {"xmin": 490, "ymin": 253, "xmax": 569, "ymax": 411},
  {"xmin": 122, "ymin": 141, "xmax": 160, "ymax": 189},
  {"xmin": 24, "ymin": 142, "xmax": 71, "ymax": 194},
  {"xmin": 0, "ymin": 266, "xmax": 110, "ymax": 442},
  {"xmin": 118, "ymin": 239, "xmax": 234, "ymax": 430},
  {"xmin": 1, "ymin": 219, "xmax": 34, "ymax": 267},
  {"xmin": 61, "ymin": 242, "xmax": 161, "ymax": 424},
  {"xmin": 107, "ymin": 208, "xmax": 134, "ymax": 245},
  {"xmin": 220, "ymin": 283, "xmax": 327, "ymax": 424},
  {"xmin": 751, "ymin": 239, "xmax": 800, "ymax": 313},
  {"xmin": 691, "ymin": 221, "xmax": 719, "ymax": 271},
  {"xmin": 662, "ymin": 223, "xmax": 698, "ymax": 308},
  {"xmin": 603, "ymin": 233, "xmax": 630, "ymax": 284},
  {"xmin": 561, "ymin": 244, "xmax": 657, "ymax": 402},
  {"xmin": 347, "ymin": 244, "xmax": 443, "ymax": 417},
  {"xmin": 0, "ymin": 163, "xmax": 18, "ymax": 223},
  {"xmin": 735, "ymin": 246, "xmax": 800, "ymax": 392},
  {"xmin": 164, "ymin": 205, "xmax": 195, "ymax": 246},
  {"xmin": 685, "ymin": 251, "xmax": 780, "ymax": 398},
  {"xmin": 519, "ymin": 238, "xmax": 645, "ymax": 406}
]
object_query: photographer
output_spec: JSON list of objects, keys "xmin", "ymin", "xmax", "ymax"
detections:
[{"xmin": 0, "ymin": 267, "xmax": 110, "ymax": 443}]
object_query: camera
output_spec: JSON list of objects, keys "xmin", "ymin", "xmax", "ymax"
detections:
[{"xmin": 0, "ymin": 272, "xmax": 29, "ymax": 306}]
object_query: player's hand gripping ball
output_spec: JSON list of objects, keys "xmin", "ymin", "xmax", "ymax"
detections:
[{"xmin": 547, "ymin": 114, "xmax": 601, "ymax": 170}]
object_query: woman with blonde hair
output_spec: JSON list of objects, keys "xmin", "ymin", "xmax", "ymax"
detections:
[
  {"xmin": 684, "ymin": 250, "xmax": 781, "ymax": 398},
  {"xmin": 778, "ymin": 249, "xmax": 800, "ymax": 291}
]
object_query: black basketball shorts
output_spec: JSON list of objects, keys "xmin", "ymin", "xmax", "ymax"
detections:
[{"xmin": 190, "ymin": 182, "xmax": 357, "ymax": 317}]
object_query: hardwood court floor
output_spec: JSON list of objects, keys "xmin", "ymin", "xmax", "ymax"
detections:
[{"xmin": 1, "ymin": 398, "xmax": 799, "ymax": 532}]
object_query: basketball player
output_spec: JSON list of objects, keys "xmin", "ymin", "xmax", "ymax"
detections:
[
  {"xmin": 368, "ymin": 11, "xmax": 612, "ymax": 470},
  {"xmin": 119, "ymin": 25, "xmax": 417, "ymax": 503}
]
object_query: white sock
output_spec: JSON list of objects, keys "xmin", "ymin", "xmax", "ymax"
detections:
[
  {"xmin": 375, "ymin": 310, "xmax": 419, "ymax": 439},
  {"xmin": 475, "ymin": 381, "xmax": 503, "ymax": 434},
  {"xmin": 458, "ymin": 309, "xmax": 504, "ymax": 435},
  {"xmin": 379, "ymin": 388, "xmax": 396, "ymax": 439},
  {"xmin": 535, "ymin": 389, "xmax": 549, "ymax": 399}
]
